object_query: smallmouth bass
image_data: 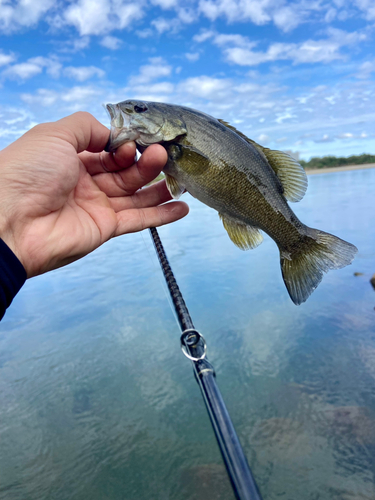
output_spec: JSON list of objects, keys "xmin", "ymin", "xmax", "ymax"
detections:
[{"xmin": 105, "ymin": 100, "xmax": 357, "ymax": 305}]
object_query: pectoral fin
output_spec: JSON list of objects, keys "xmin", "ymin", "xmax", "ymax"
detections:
[
  {"xmin": 178, "ymin": 144, "xmax": 211, "ymax": 176},
  {"xmin": 219, "ymin": 213, "xmax": 263, "ymax": 250},
  {"xmin": 165, "ymin": 174, "xmax": 185, "ymax": 199}
]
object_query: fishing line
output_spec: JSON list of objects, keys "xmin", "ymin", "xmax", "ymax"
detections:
[
  {"xmin": 148, "ymin": 225, "xmax": 263, "ymax": 500},
  {"xmin": 137, "ymin": 160, "xmax": 180, "ymax": 328},
  {"xmin": 136, "ymin": 158, "xmax": 262, "ymax": 499},
  {"xmin": 140, "ymin": 229, "xmax": 181, "ymax": 330}
]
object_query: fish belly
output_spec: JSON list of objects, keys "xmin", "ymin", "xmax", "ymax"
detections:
[{"xmin": 166, "ymin": 159, "xmax": 305, "ymax": 252}]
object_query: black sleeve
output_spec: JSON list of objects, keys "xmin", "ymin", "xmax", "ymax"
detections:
[{"xmin": 0, "ymin": 239, "xmax": 27, "ymax": 320}]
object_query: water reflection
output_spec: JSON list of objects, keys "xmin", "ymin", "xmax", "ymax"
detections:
[{"xmin": 0, "ymin": 168, "xmax": 375, "ymax": 500}]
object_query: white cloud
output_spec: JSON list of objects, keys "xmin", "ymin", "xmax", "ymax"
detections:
[
  {"xmin": 296, "ymin": 94, "xmax": 313, "ymax": 104},
  {"xmin": 258, "ymin": 133, "xmax": 270, "ymax": 143},
  {"xmin": 151, "ymin": 17, "xmax": 171, "ymax": 33},
  {"xmin": 222, "ymin": 29, "xmax": 366, "ymax": 66},
  {"xmin": 193, "ymin": 29, "xmax": 215, "ymax": 43},
  {"xmin": 64, "ymin": 66, "xmax": 105, "ymax": 82},
  {"xmin": 273, "ymin": 6, "xmax": 304, "ymax": 32},
  {"xmin": 119, "ymin": 80, "xmax": 175, "ymax": 103},
  {"xmin": 243, "ymin": 0, "xmax": 279, "ymax": 24},
  {"xmin": 64, "ymin": 0, "xmax": 110, "ymax": 36},
  {"xmin": 135, "ymin": 28, "xmax": 153, "ymax": 38},
  {"xmin": 185, "ymin": 52, "xmax": 200, "ymax": 62},
  {"xmin": 0, "ymin": 51, "xmax": 15, "ymax": 67},
  {"xmin": 4, "ymin": 61, "xmax": 43, "ymax": 81},
  {"xmin": 356, "ymin": 60, "xmax": 375, "ymax": 79},
  {"xmin": 0, "ymin": 0, "xmax": 55, "ymax": 32},
  {"xmin": 275, "ymin": 110, "xmax": 297, "ymax": 124},
  {"xmin": 58, "ymin": 37, "xmax": 91, "ymax": 53},
  {"xmin": 336, "ymin": 132, "xmax": 354, "ymax": 139},
  {"xmin": 150, "ymin": 9, "xmax": 197, "ymax": 35},
  {"xmin": 2, "ymin": 56, "xmax": 61, "ymax": 80},
  {"xmin": 100, "ymin": 36, "xmax": 122, "ymax": 50},
  {"xmin": 21, "ymin": 88, "xmax": 58, "ymax": 107},
  {"xmin": 234, "ymin": 81, "xmax": 278, "ymax": 94},
  {"xmin": 21, "ymin": 86, "xmax": 103, "ymax": 109},
  {"xmin": 177, "ymin": 7, "xmax": 196, "ymax": 23},
  {"xmin": 61, "ymin": 86, "xmax": 103, "ymax": 104},
  {"xmin": 324, "ymin": 7, "xmax": 337, "ymax": 22},
  {"xmin": 199, "ymin": 0, "xmax": 273, "ymax": 24},
  {"xmin": 213, "ymin": 33, "xmax": 251, "ymax": 47},
  {"xmin": 4, "ymin": 66, "xmax": 375, "ymax": 160},
  {"xmin": 178, "ymin": 76, "xmax": 232, "ymax": 99},
  {"xmin": 315, "ymin": 134, "xmax": 333, "ymax": 142},
  {"xmin": 0, "ymin": 0, "xmax": 372, "ymax": 41},
  {"xmin": 197, "ymin": 0, "xmax": 219, "ymax": 21},
  {"xmin": 130, "ymin": 82, "xmax": 175, "ymax": 96},
  {"xmin": 196, "ymin": 30, "xmax": 259, "ymax": 54},
  {"xmin": 116, "ymin": 2, "xmax": 144, "ymax": 28},
  {"xmin": 64, "ymin": 0, "xmax": 144, "ymax": 36},
  {"xmin": 32, "ymin": 57, "xmax": 62, "ymax": 78},
  {"xmin": 355, "ymin": 0, "xmax": 375, "ymax": 20},
  {"xmin": 198, "ymin": 27, "xmax": 366, "ymax": 68},
  {"xmin": 196, "ymin": 0, "xmax": 375, "ymax": 33},
  {"xmin": 0, "ymin": 105, "xmax": 37, "ymax": 142},
  {"xmin": 151, "ymin": 0, "xmax": 178, "ymax": 7},
  {"xmin": 129, "ymin": 57, "xmax": 172, "ymax": 85},
  {"xmin": 325, "ymin": 94, "xmax": 337, "ymax": 104},
  {"xmin": 326, "ymin": 26, "xmax": 366, "ymax": 44}
]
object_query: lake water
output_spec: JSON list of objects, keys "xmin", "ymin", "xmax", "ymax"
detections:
[{"xmin": 1, "ymin": 168, "xmax": 375, "ymax": 500}]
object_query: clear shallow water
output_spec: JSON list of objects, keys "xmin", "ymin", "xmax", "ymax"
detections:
[{"xmin": 1, "ymin": 168, "xmax": 375, "ymax": 500}]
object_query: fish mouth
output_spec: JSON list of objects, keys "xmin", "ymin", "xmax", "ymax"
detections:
[
  {"xmin": 106, "ymin": 103, "xmax": 117, "ymax": 122},
  {"xmin": 104, "ymin": 103, "xmax": 139, "ymax": 152}
]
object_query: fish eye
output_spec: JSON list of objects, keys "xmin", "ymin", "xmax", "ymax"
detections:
[{"xmin": 134, "ymin": 103, "xmax": 148, "ymax": 113}]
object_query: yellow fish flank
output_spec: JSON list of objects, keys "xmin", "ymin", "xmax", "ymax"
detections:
[{"xmin": 105, "ymin": 100, "xmax": 357, "ymax": 305}]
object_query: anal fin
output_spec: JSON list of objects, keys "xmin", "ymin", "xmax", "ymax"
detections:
[
  {"xmin": 165, "ymin": 173, "xmax": 185, "ymax": 199},
  {"xmin": 219, "ymin": 213, "xmax": 263, "ymax": 250}
]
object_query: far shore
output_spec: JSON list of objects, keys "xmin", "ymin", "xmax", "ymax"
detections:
[{"xmin": 305, "ymin": 163, "xmax": 375, "ymax": 175}]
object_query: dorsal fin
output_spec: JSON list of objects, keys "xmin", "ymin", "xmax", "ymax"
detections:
[{"xmin": 218, "ymin": 119, "xmax": 308, "ymax": 202}]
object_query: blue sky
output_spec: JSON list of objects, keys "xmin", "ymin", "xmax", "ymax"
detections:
[{"xmin": 0, "ymin": 0, "xmax": 374, "ymax": 160}]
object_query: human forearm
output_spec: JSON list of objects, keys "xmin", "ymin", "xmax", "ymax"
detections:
[{"xmin": 0, "ymin": 238, "xmax": 27, "ymax": 320}]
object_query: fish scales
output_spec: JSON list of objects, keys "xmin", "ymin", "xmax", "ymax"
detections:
[
  {"xmin": 105, "ymin": 100, "xmax": 357, "ymax": 305},
  {"xmin": 165, "ymin": 109, "xmax": 304, "ymax": 249}
]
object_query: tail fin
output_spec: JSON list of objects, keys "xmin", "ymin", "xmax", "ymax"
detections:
[{"xmin": 281, "ymin": 231, "xmax": 357, "ymax": 305}]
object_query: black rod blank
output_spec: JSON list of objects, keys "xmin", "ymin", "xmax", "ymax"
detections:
[{"xmin": 149, "ymin": 227, "xmax": 262, "ymax": 500}]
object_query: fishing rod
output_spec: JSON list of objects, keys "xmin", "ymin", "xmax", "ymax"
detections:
[{"xmin": 149, "ymin": 227, "xmax": 263, "ymax": 500}]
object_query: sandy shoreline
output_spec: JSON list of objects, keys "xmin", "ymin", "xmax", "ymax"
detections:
[{"xmin": 305, "ymin": 163, "xmax": 375, "ymax": 175}]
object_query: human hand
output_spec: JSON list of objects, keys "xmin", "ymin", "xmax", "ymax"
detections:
[{"xmin": 0, "ymin": 112, "xmax": 189, "ymax": 278}]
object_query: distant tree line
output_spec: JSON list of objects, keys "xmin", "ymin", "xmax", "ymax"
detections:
[{"xmin": 300, "ymin": 153, "xmax": 375, "ymax": 169}]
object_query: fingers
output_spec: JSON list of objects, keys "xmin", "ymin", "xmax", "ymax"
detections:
[
  {"xmin": 93, "ymin": 144, "xmax": 168, "ymax": 196},
  {"xmin": 79, "ymin": 141, "xmax": 137, "ymax": 175},
  {"xmin": 109, "ymin": 180, "xmax": 173, "ymax": 212},
  {"xmin": 133, "ymin": 144, "xmax": 168, "ymax": 190},
  {"xmin": 116, "ymin": 143, "xmax": 168, "ymax": 194},
  {"xmin": 114, "ymin": 201, "xmax": 189, "ymax": 236},
  {"xmin": 53, "ymin": 112, "xmax": 111, "ymax": 153}
]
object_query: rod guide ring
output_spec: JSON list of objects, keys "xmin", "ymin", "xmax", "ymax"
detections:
[{"xmin": 180, "ymin": 329, "xmax": 207, "ymax": 361}]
